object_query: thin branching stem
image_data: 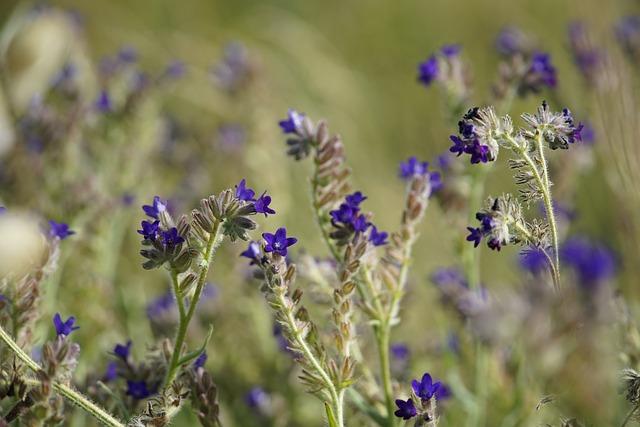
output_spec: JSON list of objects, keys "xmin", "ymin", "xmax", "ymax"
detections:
[{"xmin": 0, "ymin": 325, "xmax": 124, "ymax": 427}]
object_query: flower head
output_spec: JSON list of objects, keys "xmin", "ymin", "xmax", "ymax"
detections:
[
  {"xmin": 391, "ymin": 343, "xmax": 410, "ymax": 361},
  {"xmin": 245, "ymin": 387, "xmax": 269, "ymax": 409},
  {"xmin": 49, "ymin": 220, "xmax": 75, "ymax": 240},
  {"xmin": 235, "ymin": 179, "xmax": 256, "ymax": 202},
  {"xmin": 137, "ymin": 220, "xmax": 160, "ymax": 241},
  {"xmin": 113, "ymin": 340, "xmax": 132, "ymax": 361},
  {"xmin": 126, "ymin": 380, "xmax": 153, "ymax": 400},
  {"xmin": 616, "ymin": 16, "xmax": 640, "ymax": 62},
  {"xmin": 560, "ymin": 237, "xmax": 616, "ymax": 289},
  {"xmin": 254, "ymin": 192, "xmax": 275, "ymax": 216},
  {"xmin": 146, "ymin": 291, "xmax": 175, "ymax": 319},
  {"xmin": 394, "ymin": 398, "xmax": 417, "ymax": 420},
  {"xmin": 519, "ymin": 246, "xmax": 549, "ymax": 276},
  {"xmin": 240, "ymin": 241, "xmax": 262, "ymax": 264},
  {"xmin": 399, "ymin": 156, "xmax": 429, "ymax": 179},
  {"xmin": 103, "ymin": 362, "xmax": 118, "ymax": 382},
  {"xmin": 417, "ymin": 56, "xmax": 438, "ymax": 86},
  {"xmin": 412, "ymin": 373, "xmax": 445, "ymax": 401},
  {"xmin": 449, "ymin": 107, "xmax": 499, "ymax": 165},
  {"xmin": 520, "ymin": 52, "xmax": 557, "ymax": 95},
  {"xmin": 495, "ymin": 26, "xmax": 529, "ymax": 56},
  {"xmin": 160, "ymin": 227, "xmax": 185, "ymax": 249},
  {"xmin": 368, "ymin": 225, "xmax": 389, "ymax": 246},
  {"xmin": 262, "ymin": 227, "xmax": 297, "ymax": 257},
  {"xmin": 345, "ymin": 191, "xmax": 367, "ymax": 209},
  {"xmin": 142, "ymin": 196, "xmax": 167, "ymax": 219},
  {"xmin": 95, "ymin": 90, "xmax": 112, "ymax": 113},
  {"xmin": 279, "ymin": 109, "xmax": 305, "ymax": 135},
  {"xmin": 53, "ymin": 313, "xmax": 79, "ymax": 337},
  {"xmin": 193, "ymin": 352, "xmax": 207, "ymax": 369}
]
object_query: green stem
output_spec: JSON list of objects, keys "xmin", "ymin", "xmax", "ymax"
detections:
[
  {"xmin": 0, "ymin": 325, "xmax": 124, "ymax": 427},
  {"xmin": 163, "ymin": 220, "xmax": 221, "ymax": 388},
  {"xmin": 534, "ymin": 132, "xmax": 561, "ymax": 288},
  {"xmin": 376, "ymin": 325, "xmax": 396, "ymax": 427}
]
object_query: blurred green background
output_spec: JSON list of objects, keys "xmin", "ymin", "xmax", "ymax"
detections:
[{"xmin": 0, "ymin": 0, "xmax": 635, "ymax": 425}]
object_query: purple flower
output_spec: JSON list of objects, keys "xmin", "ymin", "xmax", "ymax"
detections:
[
  {"xmin": 519, "ymin": 246, "xmax": 549, "ymax": 276},
  {"xmin": 399, "ymin": 156, "xmax": 429, "ymax": 179},
  {"xmin": 449, "ymin": 135, "xmax": 466, "ymax": 156},
  {"xmin": 345, "ymin": 191, "xmax": 367, "ymax": 209},
  {"xmin": 137, "ymin": 220, "xmax": 160, "ymax": 241},
  {"xmin": 117, "ymin": 46, "xmax": 138, "ymax": 63},
  {"xmin": 418, "ymin": 55, "xmax": 439, "ymax": 86},
  {"xmin": 369, "ymin": 225, "xmax": 388, "ymax": 246},
  {"xmin": 394, "ymin": 398, "xmax": 417, "ymax": 420},
  {"xmin": 466, "ymin": 227, "xmax": 483, "ymax": 247},
  {"xmin": 521, "ymin": 52, "xmax": 557, "ymax": 94},
  {"xmin": 126, "ymin": 380, "xmax": 152, "ymax": 399},
  {"xmin": 391, "ymin": 343, "xmax": 410, "ymax": 361},
  {"xmin": 193, "ymin": 352, "xmax": 207, "ymax": 369},
  {"xmin": 495, "ymin": 26, "xmax": 527, "ymax": 56},
  {"xmin": 245, "ymin": 387, "xmax": 269, "ymax": 409},
  {"xmin": 352, "ymin": 214, "xmax": 369, "ymax": 233},
  {"xmin": 411, "ymin": 372, "xmax": 449, "ymax": 401},
  {"xmin": 240, "ymin": 241, "xmax": 262, "ymax": 264},
  {"xmin": 560, "ymin": 237, "xmax": 616, "ymax": 289},
  {"xmin": 235, "ymin": 179, "xmax": 255, "ymax": 202},
  {"xmin": 616, "ymin": 16, "xmax": 640, "ymax": 61},
  {"xmin": 430, "ymin": 267, "xmax": 468, "ymax": 289},
  {"xmin": 113, "ymin": 340, "xmax": 132, "ymax": 361},
  {"xmin": 278, "ymin": 109, "xmax": 304, "ymax": 135},
  {"xmin": 568, "ymin": 22, "xmax": 604, "ymax": 84},
  {"xmin": 466, "ymin": 140, "xmax": 490, "ymax": 164},
  {"xmin": 164, "ymin": 60, "xmax": 185, "ymax": 79},
  {"xmin": 146, "ymin": 291, "xmax": 175, "ymax": 319},
  {"xmin": 142, "ymin": 196, "xmax": 167, "ymax": 219},
  {"xmin": 160, "ymin": 227, "xmax": 185, "ymax": 249},
  {"xmin": 49, "ymin": 220, "xmax": 75, "ymax": 240},
  {"xmin": 103, "ymin": 362, "xmax": 118, "ymax": 382},
  {"xmin": 0, "ymin": 206, "xmax": 5, "ymax": 214},
  {"xmin": 580, "ymin": 122, "xmax": 595, "ymax": 144},
  {"xmin": 441, "ymin": 44, "xmax": 461, "ymax": 57},
  {"xmin": 95, "ymin": 90, "xmax": 112, "ymax": 113},
  {"xmin": 262, "ymin": 227, "xmax": 297, "ymax": 257},
  {"xmin": 330, "ymin": 203, "xmax": 357, "ymax": 226},
  {"xmin": 254, "ymin": 192, "xmax": 275, "ymax": 216},
  {"xmin": 53, "ymin": 313, "xmax": 79, "ymax": 337}
]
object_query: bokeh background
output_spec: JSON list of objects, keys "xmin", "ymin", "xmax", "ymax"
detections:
[{"xmin": 0, "ymin": 0, "xmax": 637, "ymax": 425}]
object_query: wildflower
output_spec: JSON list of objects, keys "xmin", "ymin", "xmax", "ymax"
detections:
[
  {"xmin": 193, "ymin": 352, "xmax": 207, "ymax": 369},
  {"xmin": 441, "ymin": 44, "xmax": 460, "ymax": 57},
  {"xmin": 235, "ymin": 179, "xmax": 255, "ymax": 202},
  {"xmin": 212, "ymin": 42, "xmax": 251, "ymax": 91},
  {"xmin": 49, "ymin": 220, "xmax": 75, "ymax": 240},
  {"xmin": 146, "ymin": 291, "xmax": 175, "ymax": 319},
  {"xmin": 560, "ymin": 237, "xmax": 616, "ymax": 288},
  {"xmin": 448, "ymin": 107, "xmax": 499, "ymax": 165},
  {"xmin": 113, "ymin": 340, "xmax": 132, "ymax": 361},
  {"xmin": 103, "ymin": 362, "xmax": 118, "ymax": 382},
  {"xmin": 245, "ymin": 387, "xmax": 269, "ymax": 409},
  {"xmin": 278, "ymin": 109, "xmax": 305, "ymax": 135},
  {"xmin": 417, "ymin": 55, "xmax": 438, "ymax": 86},
  {"xmin": 95, "ymin": 90, "xmax": 112, "ymax": 113},
  {"xmin": 254, "ymin": 192, "xmax": 276, "ymax": 216},
  {"xmin": 142, "ymin": 196, "xmax": 167, "ymax": 219},
  {"xmin": 240, "ymin": 241, "xmax": 262, "ymax": 264},
  {"xmin": 430, "ymin": 267, "xmax": 468, "ymax": 289},
  {"xmin": 160, "ymin": 227, "xmax": 185, "ymax": 250},
  {"xmin": 412, "ymin": 372, "xmax": 448, "ymax": 401},
  {"xmin": 0, "ymin": 206, "xmax": 5, "ymax": 214},
  {"xmin": 394, "ymin": 398, "xmax": 417, "ymax": 420},
  {"xmin": 368, "ymin": 225, "xmax": 389, "ymax": 246},
  {"xmin": 126, "ymin": 380, "xmax": 153, "ymax": 399},
  {"xmin": 391, "ymin": 343, "xmax": 410, "ymax": 361},
  {"xmin": 520, "ymin": 52, "xmax": 557, "ymax": 94},
  {"xmin": 262, "ymin": 227, "xmax": 297, "ymax": 257},
  {"xmin": 117, "ymin": 45, "xmax": 138, "ymax": 63},
  {"xmin": 495, "ymin": 26, "xmax": 529, "ymax": 56},
  {"xmin": 345, "ymin": 191, "xmax": 367, "ymax": 208},
  {"xmin": 137, "ymin": 220, "xmax": 160, "ymax": 241},
  {"xmin": 616, "ymin": 16, "xmax": 640, "ymax": 62},
  {"xmin": 465, "ymin": 196, "xmax": 528, "ymax": 251},
  {"xmin": 519, "ymin": 246, "xmax": 549, "ymax": 276},
  {"xmin": 399, "ymin": 156, "xmax": 428, "ymax": 179},
  {"xmin": 330, "ymin": 203, "xmax": 358, "ymax": 226},
  {"xmin": 53, "ymin": 313, "xmax": 79, "ymax": 337},
  {"xmin": 521, "ymin": 101, "xmax": 583, "ymax": 150},
  {"xmin": 568, "ymin": 22, "xmax": 605, "ymax": 85},
  {"xmin": 164, "ymin": 60, "xmax": 186, "ymax": 79}
]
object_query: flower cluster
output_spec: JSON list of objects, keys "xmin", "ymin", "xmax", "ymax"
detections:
[
  {"xmin": 394, "ymin": 372, "xmax": 450, "ymax": 421},
  {"xmin": 466, "ymin": 196, "xmax": 532, "ymax": 251},
  {"xmin": 568, "ymin": 22, "xmax": 606, "ymax": 87},
  {"xmin": 417, "ymin": 44, "xmax": 461, "ymax": 86},
  {"xmin": 328, "ymin": 191, "xmax": 388, "ymax": 247},
  {"xmin": 521, "ymin": 101, "xmax": 583, "ymax": 149},
  {"xmin": 104, "ymin": 340, "xmax": 163, "ymax": 402},
  {"xmin": 212, "ymin": 42, "xmax": 252, "ymax": 92},
  {"xmin": 417, "ymin": 44, "xmax": 470, "ymax": 109},
  {"xmin": 449, "ymin": 107, "xmax": 500, "ymax": 164}
]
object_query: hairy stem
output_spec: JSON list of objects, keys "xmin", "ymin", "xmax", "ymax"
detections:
[
  {"xmin": 376, "ymin": 324, "xmax": 396, "ymax": 427},
  {"xmin": 164, "ymin": 220, "xmax": 221, "ymax": 388},
  {"xmin": 535, "ymin": 132, "xmax": 561, "ymax": 288},
  {"xmin": 0, "ymin": 325, "xmax": 124, "ymax": 427}
]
